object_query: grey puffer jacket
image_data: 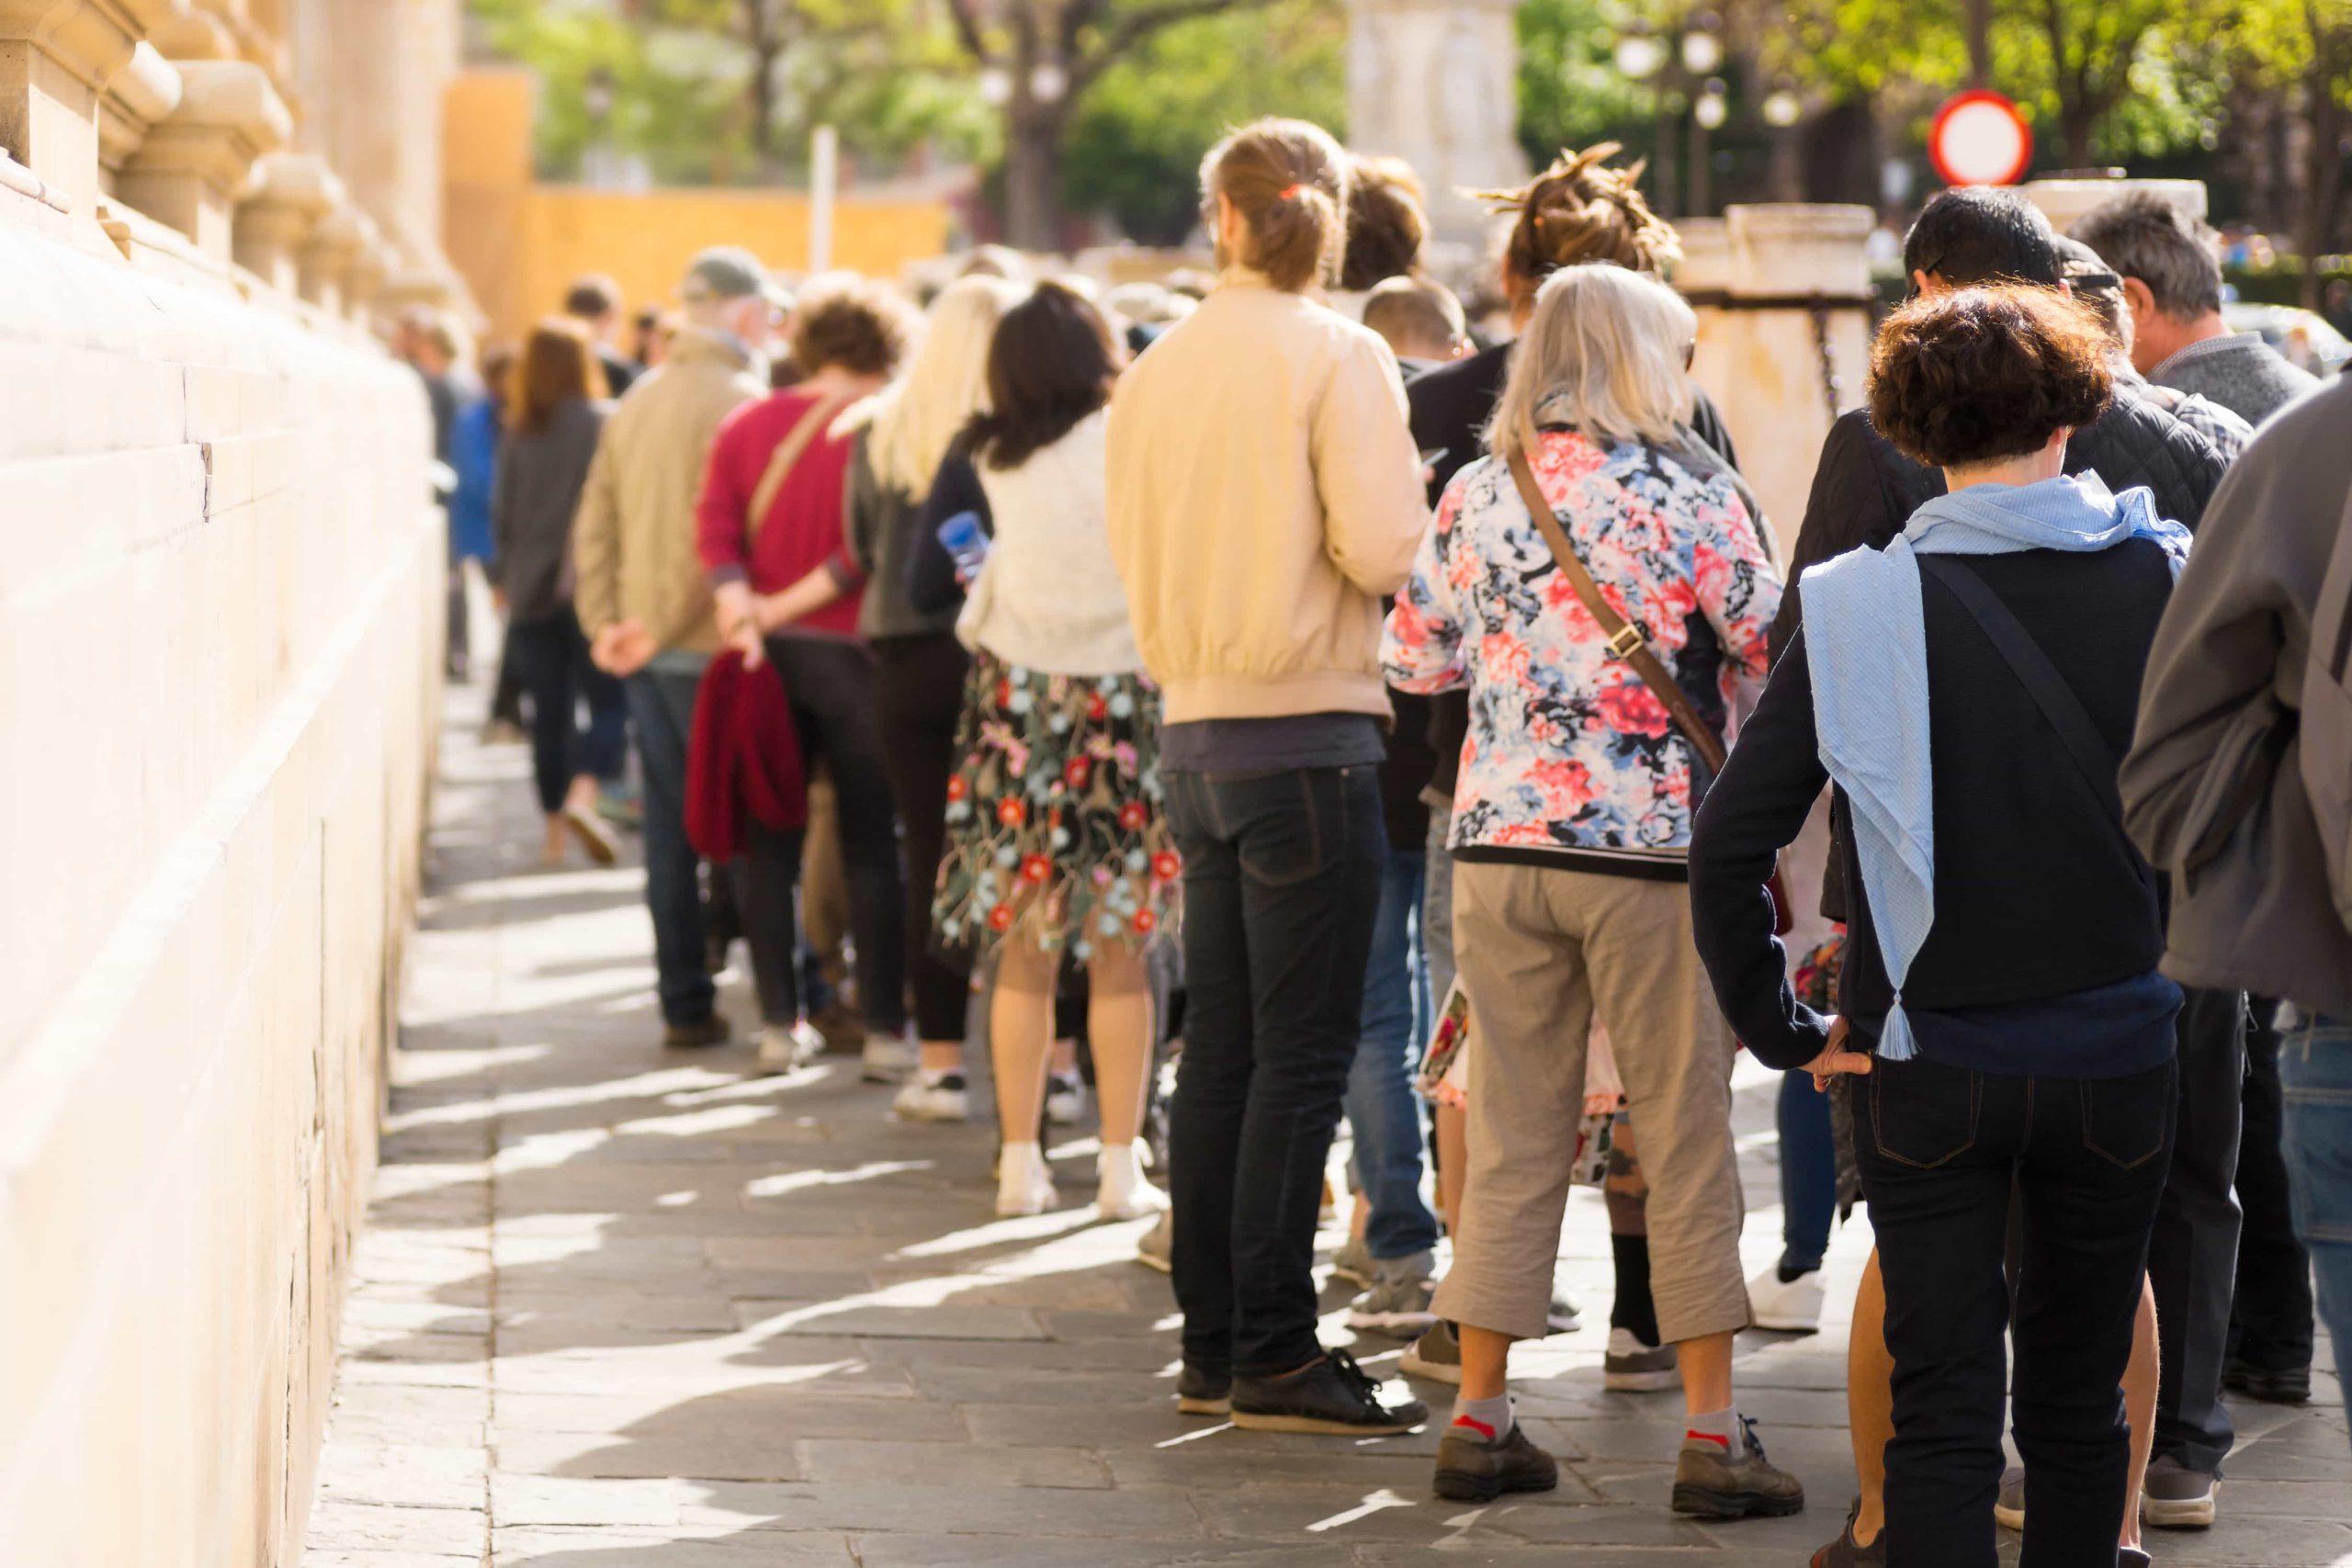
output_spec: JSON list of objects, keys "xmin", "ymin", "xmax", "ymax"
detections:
[{"xmin": 2121, "ymin": 377, "xmax": 2352, "ymax": 1018}]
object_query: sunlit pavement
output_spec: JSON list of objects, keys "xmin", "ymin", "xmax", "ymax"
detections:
[{"xmin": 300, "ymin": 680, "xmax": 2348, "ymax": 1568}]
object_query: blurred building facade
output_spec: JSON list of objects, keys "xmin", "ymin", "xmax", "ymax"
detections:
[{"xmin": 0, "ymin": 2, "xmax": 457, "ymax": 1563}]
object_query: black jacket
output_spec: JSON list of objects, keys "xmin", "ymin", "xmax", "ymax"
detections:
[
  {"xmin": 1770, "ymin": 387, "xmax": 2225, "ymax": 659},
  {"xmin": 1690, "ymin": 541, "xmax": 2177, "ymax": 1069}
]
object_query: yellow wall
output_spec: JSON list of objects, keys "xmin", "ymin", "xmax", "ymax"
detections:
[{"xmin": 444, "ymin": 68, "xmax": 951, "ymax": 348}]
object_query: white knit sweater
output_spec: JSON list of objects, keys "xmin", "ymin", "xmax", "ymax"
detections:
[{"xmin": 957, "ymin": 411, "xmax": 1142, "ymax": 676}]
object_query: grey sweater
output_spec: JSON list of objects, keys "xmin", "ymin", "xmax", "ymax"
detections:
[
  {"xmin": 2152, "ymin": 332, "xmax": 2320, "ymax": 428},
  {"xmin": 493, "ymin": 397, "xmax": 610, "ymax": 625},
  {"xmin": 2121, "ymin": 375, "xmax": 2352, "ymax": 1017}
]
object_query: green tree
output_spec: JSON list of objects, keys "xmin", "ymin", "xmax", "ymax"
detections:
[
  {"xmin": 943, "ymin": 0, "xmax": 1282, "ymax": 249},
  {"xmin": 1059, "ymin": 1, "xmax": 1345, "ymax": 243}
]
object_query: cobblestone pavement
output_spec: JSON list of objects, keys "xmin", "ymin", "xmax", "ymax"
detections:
[{"xmin": 302, "ymin": 692, "xmax": 2348, "ymax": 1568}]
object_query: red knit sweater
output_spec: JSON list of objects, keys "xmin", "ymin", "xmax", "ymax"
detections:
[{"xmin": 695, "ymin": 387, "xmax": 866, "ymax": 638}]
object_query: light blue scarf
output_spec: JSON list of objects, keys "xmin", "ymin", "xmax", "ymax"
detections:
[{"xmin": 1803, "ymin": 471, "xmax": 2191, "ymax": 1060}]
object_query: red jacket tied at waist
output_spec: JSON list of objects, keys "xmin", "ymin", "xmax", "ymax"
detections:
[{"xmin": 685, "ymin": 650, "xmax": 808, "ymax": 862}]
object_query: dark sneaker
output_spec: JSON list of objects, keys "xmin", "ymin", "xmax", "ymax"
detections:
[
  {"xmin": 2140, "ymin": 1454, "xmax": 2216, "ymax": 1529},
  {"xmin": 1671, "ymin": 1416, "xmax": 1805, "ymax": 1519},
  {"xmin": 1433, "ymin": 1417, "xmax": 1559, "ymax": 1501},
  {"xmin": 1231, "ymin": 1348, "xmax": 1428, "ymax": 1435},
  {"xmin": 662, "ymin": 1015, "xmax": 729, "ymax": 1049},
  {"xmin": 2223, "ymin": 1356, "xmax": 2312, "ymax": 1404},
  {"xmin": 1400, "ymin": 1321, "xmax": 1464, "ymax": 1385},
  {"xmin": 1810, "ymin": 1495, "xmax": 1885, "ymax": 1565},
  {"xmin": 2120, "ymin": 1550, "xmax": 2152, "ymax": 1568},
  {"xmin": 1177, "ymin": 1362, "xmax": 1231, "ymax": 1416},
  {"xmin": 1603, "ymin": 1326, "xmax": 1679, "ymax": 1392}
]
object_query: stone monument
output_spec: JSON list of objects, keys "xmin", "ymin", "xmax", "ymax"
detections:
[{"xmin": 1346, "ymin": 0, "xmax": 1529, "ymax": 245}]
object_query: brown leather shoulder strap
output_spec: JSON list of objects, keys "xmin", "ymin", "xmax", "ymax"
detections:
[
  {"xmin": 1505, "ymin": 442, "xmax": 1727, "ymax": 773},
  {"xmin": 745, "ymin": 391, "xmax": 853, "ymax": 546}
]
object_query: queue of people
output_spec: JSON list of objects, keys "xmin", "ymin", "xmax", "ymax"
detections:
[{"xmin": 409, "ymin": 122, "xmax": 2351, "ymax": 1568}]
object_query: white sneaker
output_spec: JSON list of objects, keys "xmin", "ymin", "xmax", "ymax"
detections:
[
  {"xmin": 1747, "ymin": 1264, "xmax": 1825, "ymax": 1334},
  {"xmin": 891, "ymin": 1069, "xmax": 968, "ymax": 1122},
  {"xmin": 862, "ymin": 1032, "xmax": 919, "ymax": 1083},
  {"xmin": 1095, "ymin": 1141, "xmax": 1168, "ymax": 1220},
  {"xmin": 756, "ymin": 1021, "xmax": 826, "ymax": 1073},
  {"xmin": 1045, "ymin": 1072, "xmax": 1087, "ymax": 1126},
  {"xmin": 1135, "ymin": 1210, "xmax": 1173, "ymax": 1271},
  {"xmin": 995, "ymin": 1141, "xmax": 1057, "ymax": 1216}
]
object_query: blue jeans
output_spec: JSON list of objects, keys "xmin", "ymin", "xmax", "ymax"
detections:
[
  {"xmin": 1777, "ymin": 1066, "xmax": 1838, "ymax": 1275},
  {"xmin": 623, "ymin": 666, "xmax": 716, "ymax": 1026},
  {"xmin": 1346, "ymin": 851, "xmax": 1442, "ymax": 1261},
  {"xmin": 1164, "ymin": 764, "xmax": 1385, "ymax": 1376},
  {"xmin": 2279, "ymin": 1010, "xmax": 2352, "ymax": 1436}
]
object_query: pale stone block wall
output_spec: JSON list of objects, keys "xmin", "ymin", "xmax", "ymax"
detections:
[{"xmin": 0, "ymin": 199, "xmax": 440, "ymax": 1566}]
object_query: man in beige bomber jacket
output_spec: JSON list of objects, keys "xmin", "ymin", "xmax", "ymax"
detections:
[{"xmin": 1106, "ymin": 177, "xmax": 1430, "ymax": 1436}]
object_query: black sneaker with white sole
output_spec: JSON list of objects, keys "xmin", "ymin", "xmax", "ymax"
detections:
[{"xmin": 1230, "ymin": 1348, "xmax": 1428, "ymax": 1435}]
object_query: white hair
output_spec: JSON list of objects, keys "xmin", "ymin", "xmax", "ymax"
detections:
[
  {"xmin": 842, "ymin": 275, "xmax": 1023, "ymax": 496},
  {"xmin": 1487, "ymin": 263, "xmax": 1696, "ymax": 457}
]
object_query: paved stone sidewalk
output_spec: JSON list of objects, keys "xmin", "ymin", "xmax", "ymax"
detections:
[{"xmin": 302, "ymin": 693, "xmax": 2348, "ymax": 1568}]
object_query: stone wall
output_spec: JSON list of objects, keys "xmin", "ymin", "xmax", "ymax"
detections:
[{"xmin": 0, "ymin": 6, "xmax": 449, "ymax": 1565}]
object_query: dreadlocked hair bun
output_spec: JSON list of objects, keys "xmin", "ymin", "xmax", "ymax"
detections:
[{"xmin": 1480, "ymin": 142, "xmax": 1681, "ymax": 285}]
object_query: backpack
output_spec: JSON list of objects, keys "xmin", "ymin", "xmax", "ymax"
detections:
[{"xmin": 2303, "ymin": 498, "xmax": 2352, "ymax": 929}]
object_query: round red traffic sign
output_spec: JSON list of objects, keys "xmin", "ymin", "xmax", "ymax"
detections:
[{"xmin": 1929, "ymin": 90, "xmax": 2033, "ymax": 187}]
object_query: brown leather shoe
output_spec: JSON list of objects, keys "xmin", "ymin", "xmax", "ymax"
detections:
[
  {"xmin": 1671, "ymin": 1416, "xmax": 1804, "ymax": 1519},
  {"xmin": 1433, "ymin": 1418, "xmax": 1559, "ymax": 1501}
]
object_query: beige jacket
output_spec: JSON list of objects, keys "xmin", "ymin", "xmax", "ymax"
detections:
[
  {"xmin": 572, "ymin": 327, "xmax": 764, "ymax": 657},
  {"xmin": 1105, "ymin": 273, "xmax": 1430, "ymax": 724}
]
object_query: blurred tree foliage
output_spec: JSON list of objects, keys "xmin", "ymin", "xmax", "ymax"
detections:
[{"xmin": 1057, "ymin": 0, "xmax": 1347, "ymax": 244}]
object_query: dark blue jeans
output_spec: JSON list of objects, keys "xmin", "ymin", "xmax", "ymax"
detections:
[
  {"xmin": 1860, "ymin": 1055, "xmax": 2176, "ymax": 1568},
  {"xmin": 2149, "ymin": 986, "xmax": 2246, "ymax": 1474},
  {"xmin": 1777, "ymin": 1066, "xmax": 1838, "ymax": 1275},
  {"xmin": 506, "ymin": 613, "xmax": 626, "ymax": 816},
  {"xmin": 1165, "ymin": 765, "xmax": 1385, "ymax": 1376},
  {"xmin": 2279, "ymin": 1010, "xmax": 2352, "ymax": 1438},
  {"xmin": 1346, "ymin": 850, "xmax": 1442, "ymax": 1261},
  {"xmin": 623, "ymin": 666, "xmax": 716, "ymax": 1027}
]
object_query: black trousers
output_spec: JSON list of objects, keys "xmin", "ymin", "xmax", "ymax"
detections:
[
  {"xmin": 1164, "ymin": 765, "xmax": 1385, "ymax": 1376},
  {"xmin": 754, "ymin": 636, "xmax": 907, "ymax": 1034},
  {"xmin": 505, "ymin": 613, "xmax": 625, "ymax": 816},
  {"xmin": 872, "ymin": 632, "xmax": 972, "ymax": 1043},
  {"xmin": 2231, "ymin": 996, "xmax": 2316, "ymax": 1373},
  {"xmin": 2149, "ymin": 986, "xmax": 2248, "ymax": 1473},
  {"xmin": 1860, "ymin": 1055, "xmax": 2176, "ymax": 1568}
]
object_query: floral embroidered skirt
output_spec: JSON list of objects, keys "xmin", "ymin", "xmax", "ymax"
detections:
[{"xmin": 932, "ymin": 649, "xmax": 1179, "ymax": 960}]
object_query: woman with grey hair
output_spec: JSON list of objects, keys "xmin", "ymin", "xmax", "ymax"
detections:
[{"xmin": 1382, "ymin": 262, "xmax": 1797, "ymax": 1520}]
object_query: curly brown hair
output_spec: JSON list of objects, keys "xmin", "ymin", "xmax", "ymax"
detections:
[
  {"xmin": 1481, "ymin": 142, "xmax": 1679, "ymax": 299},
  {"xmin": 788, "ymin": 272, "xmax": 917, "ymax": 378},
  {"xmin": 1868, "ymin": 286, "xmax": 2113, "ymax": 470}
]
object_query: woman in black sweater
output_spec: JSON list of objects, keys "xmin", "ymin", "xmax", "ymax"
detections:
[{"xmin": 1689, "ymin": 286, "xmax": 2189, "ymax": 1568}]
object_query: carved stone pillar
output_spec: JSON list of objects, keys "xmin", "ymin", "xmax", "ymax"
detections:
[
  {"xmin": 0, "ymin": 0, "xmax": 182, "ymax": 209},
  {"xmin": 295, "ymin": 197, "xmax": 368, "ymax": 315},
  {"xmin": 2024, "ymin": 177, "xmax": 2207, "ymax": 235},
  {"xmin": 114, "ymin": 52, "xmax": 285, "ymax": 257},
  {"xmin": 231, "ymin": 145, "xmax": 331, "ymax": 289},
  {"xmin": 343, "ymin": 229, "xmax": 389, "ymax": 324},
  {"xmin": 95, "ymin": 38, "xmax": 174, "ymax": 183},
  {"xmin": 1344, "ymin": 0, "xmax": 1527, "ymax": 246}
]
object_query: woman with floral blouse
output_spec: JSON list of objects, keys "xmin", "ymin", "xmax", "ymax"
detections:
[{"xmin": 1381, "ymin": 262, "xmax": 1795, "ymax": 1518}]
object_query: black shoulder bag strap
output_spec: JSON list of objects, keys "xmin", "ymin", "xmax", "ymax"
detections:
[{"xmin": 1917, "ymin": 556, "xmax": 2143, "ymax": 873}]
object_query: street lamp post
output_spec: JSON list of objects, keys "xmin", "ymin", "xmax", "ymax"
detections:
[{"xmin": 1611, "ymin": 12, "xmax": 1723, "ymax": 217}]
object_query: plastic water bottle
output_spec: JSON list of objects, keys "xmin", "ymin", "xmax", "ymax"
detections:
[{"xmin": 937, "ymin": 511, "xmax": 989, "ymax": 582}]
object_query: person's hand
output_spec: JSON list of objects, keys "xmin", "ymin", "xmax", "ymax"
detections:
[
  {"xmin": 727, "ymin": 615, "xmax": 765, "ymax": 671},
  {"xmin": 592, "ymin": 618, "xmax": 655, "ymax": 677},
  {"xmin": 1804, "ymin": 1015, "xmax": 1873, "ymax": 1092},
  {"xmin": 753, "ymin": 592, "xmax": 790, "ymax": 634},
  {"xmin": 492, "ymin": 586, "xmax": 509, "ymax": 616}
]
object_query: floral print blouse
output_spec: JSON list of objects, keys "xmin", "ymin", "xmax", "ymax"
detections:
[{"xmin": 1381, "ymin": 425, "xmax": 1781, "ymax": 876}]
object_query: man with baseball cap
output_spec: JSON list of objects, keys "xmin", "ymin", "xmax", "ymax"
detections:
[{"xmin": 572, "ymin": 246, "xmax": 784, "ymax": 1049}]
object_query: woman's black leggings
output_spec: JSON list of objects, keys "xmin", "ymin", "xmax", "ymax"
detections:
[
  {"xmin": 873, "ymin": 633, "xmax": 973, "ymax": 1043},
  {"xmin": 506, "ymin": 612, "xmax": 626, "ymax": 816}
]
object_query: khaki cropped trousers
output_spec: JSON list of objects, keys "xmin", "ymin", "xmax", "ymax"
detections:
[{"xmin": 1430, "ymin": 859, "xmax": 1752, "ymax": 1346}]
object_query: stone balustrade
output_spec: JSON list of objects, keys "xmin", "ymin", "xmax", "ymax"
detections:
[{"xmin": 0, "ymin": 2, "xmax": 457, "ymax": 1564}]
